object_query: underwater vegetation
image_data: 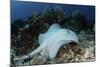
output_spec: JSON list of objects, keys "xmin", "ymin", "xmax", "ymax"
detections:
[{"xmin": 11, "ymin": 6, "xmax": 95, "ymax": 66}]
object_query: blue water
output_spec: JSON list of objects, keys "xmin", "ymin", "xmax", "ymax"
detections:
[{"xmin": 11, "ymin": 0, "xmax": 95, "ymax": 22}]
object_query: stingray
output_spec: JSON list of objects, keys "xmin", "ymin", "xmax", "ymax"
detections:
[{"xmin": 13, "ymin": 23, "xmax": 79, "ymax": 62}]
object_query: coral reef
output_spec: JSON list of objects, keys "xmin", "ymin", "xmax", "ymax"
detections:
[
  {"xmin": 11, "ymin": 7, "xmax": 95, "ymax": 66},
  {"xmin": 17, "ymin": 34, "xmax": 94, "ymax": 66},
  {"xmin": 13, "ymin": 23, "xmax": 79, "ymax": 62}
]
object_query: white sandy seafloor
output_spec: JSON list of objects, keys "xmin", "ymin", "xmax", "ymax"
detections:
[{"xmin": 12, "ymin": 33, "xmax": 95, "ymax": 66}]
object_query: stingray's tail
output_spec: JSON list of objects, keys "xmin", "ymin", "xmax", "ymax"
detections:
[{"xmin": 13, "ymin": 46, "xmax": 43, "ymax": 61}]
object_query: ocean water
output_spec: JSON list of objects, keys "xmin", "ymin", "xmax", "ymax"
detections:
[{"xmin": 11, "ymin": 0, "xmax": 95, "ymax": 22}]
